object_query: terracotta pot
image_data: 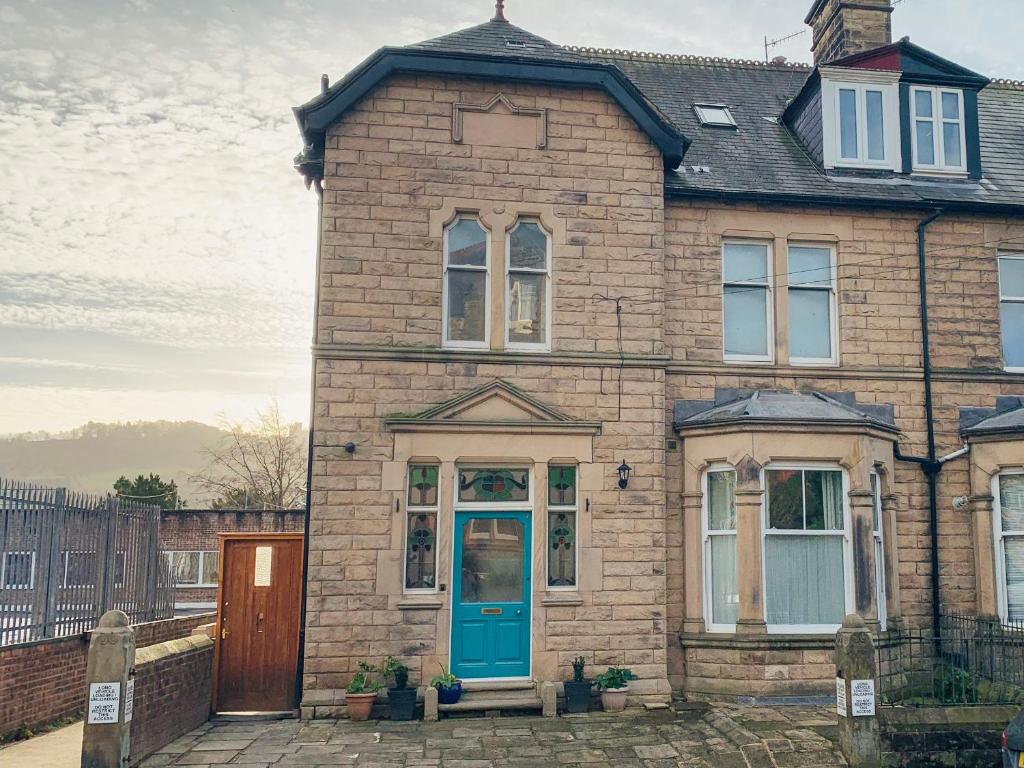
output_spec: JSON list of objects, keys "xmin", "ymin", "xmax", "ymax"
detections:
[
  {"xmin": 345, "ymin": 691, "xmax": 378, "ymax": 721},
  {"xmin": 600, "ymin": 686, "xmax": 628, "ymax": 712}
]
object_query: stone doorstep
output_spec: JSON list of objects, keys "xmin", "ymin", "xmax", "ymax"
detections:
[{"xmin": 440, "ymin": 683, "xmax": 544, "ymax": 714}]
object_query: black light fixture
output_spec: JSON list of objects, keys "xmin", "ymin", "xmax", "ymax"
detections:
[{"xmin": 617, "ymin": 460, "xmax": 632, "ymax": 489}]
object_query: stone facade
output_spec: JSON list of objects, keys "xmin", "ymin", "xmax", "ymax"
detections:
[
  {"xmin": 300, "ymin": 21, "xmax": 1024, "ymax": 710},
  {"xmin": 807, "ymin": 0, "xmax": 894, "ymax": 64}
]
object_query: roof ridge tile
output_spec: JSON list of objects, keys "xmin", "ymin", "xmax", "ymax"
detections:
[{"xmin": 563, "ymin": 44, "xmax": 813, "ymax": 71}]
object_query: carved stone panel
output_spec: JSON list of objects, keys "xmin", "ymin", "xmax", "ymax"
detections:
[{"xmin": 452, "ymin": 94, "xmax": 547, "ymax": 150}]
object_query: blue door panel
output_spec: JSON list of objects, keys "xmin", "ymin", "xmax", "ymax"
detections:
[{"xmin": 452, "ymin": 511, "xmax": 531, "ymax": 679}]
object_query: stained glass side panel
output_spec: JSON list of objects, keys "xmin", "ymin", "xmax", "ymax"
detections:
[
  {"xmin": 548, "ymin": 509, "xmax": 576, "ymax": 587},
  {"xmin": 406, "ymin": 511, "xmax": 437, "ymax": 589},
  {"xmin": 408, "ymin": 465, "xmax": 439, "ymax": 507},
  {"xmin": 458, "ymin": 468, "xmax": 529, "ymax": 503},
  {"xmin": 548, "ymin": 466, "xmax": 576, "ymax": 507}
]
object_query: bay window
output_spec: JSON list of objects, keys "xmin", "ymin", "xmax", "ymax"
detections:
[
  {"xmin": 722, "ymin": 241, "xmax": 772, "ymax": 362},
  {"xmin": 443, "ymin": 217, "xmax": 489, "ymax": 348},
  {"xmin": 999, "ymin": 255, "xmax": 1024, "ymax": 371},
  {"xmin": 911, "ymin": 86, "xmax": 966, "ymax": 173},
  {"xmin": 787, "ymin": 244, "xmax": 837, "ymax": 364},
  {"xmin": 506, "ymin": 219, "xmax": 550, "ymax": 350},
  {"xmin": 703, "ymin": 468, "xmax": 738, "ymax": 630},
  {"xmin": 405, "ymin": 464, "xmax": 439, "ymax": 591},
  {"xmin": 764, "ymin": 467, "xmax": 849, "ymax": 631},
  {"xmin": 547, "ymin": 465, "xmax": 577, "ymax": 588},
  {"xmin": 995, "ymin": 471, "xmax": 1024, "ymax": 622}
]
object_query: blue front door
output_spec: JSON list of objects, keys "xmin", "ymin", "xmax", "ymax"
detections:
[{"xmin": 451, "ymin": 511, "xmax": 531, "ymax": 679}]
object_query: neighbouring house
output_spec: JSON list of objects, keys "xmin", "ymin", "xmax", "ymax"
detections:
[
  {"xmin": 160, "ymin": 508, "xmax": 304, "ymax": 611},
  {"xmin": 291, "ymin": 0, "xmax": 1024, "ymax": 711}
]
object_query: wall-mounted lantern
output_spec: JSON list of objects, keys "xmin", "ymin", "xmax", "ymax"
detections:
[{"xmin": 617, "ymin": 460, "xmax": 632, "ymax": 490}]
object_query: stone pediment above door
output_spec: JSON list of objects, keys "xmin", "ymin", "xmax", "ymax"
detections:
[{"xmin": 384, "ymin": 380, "xmax": 601, "ymax": 435}]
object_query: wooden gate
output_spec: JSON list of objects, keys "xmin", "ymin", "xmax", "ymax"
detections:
[{"xmin": 213, "ymin": 533, "xmax": 303, "ymax": 712}]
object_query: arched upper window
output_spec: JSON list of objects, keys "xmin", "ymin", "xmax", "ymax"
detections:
[
  {"xmin": 506, "ymin": 219, "xmax": 550, "ymax": 350},
  {"xmin": 443, "ymin": 217, "xmax": 489, "ymax": 348}
]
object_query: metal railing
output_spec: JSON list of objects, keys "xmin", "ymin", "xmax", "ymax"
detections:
[
  {"xmin": 878, "ymin": 612, "xmax": 1024, "ymax": 706},
  {"xmin": 1, "ymin": 478, "xmax": 174, "ymax": 646}
]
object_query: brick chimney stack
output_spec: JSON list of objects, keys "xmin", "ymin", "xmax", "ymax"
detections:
[{"xmin": 805, "ymin": 0, "xmax": 893, "ymax": 64}]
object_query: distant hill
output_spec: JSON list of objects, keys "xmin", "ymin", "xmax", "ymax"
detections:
[{"xmin": 0, "ymin": 420, "xmax": 228, "ymax": 505}]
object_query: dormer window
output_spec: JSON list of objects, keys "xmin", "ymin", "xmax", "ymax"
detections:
[
  {"xmin": 910, "ymin": 86, "xmax": 966, "ymax": 174},
  {"xmin": 820, "ymin": 68, "xmax": 900, "ymax": 171}
]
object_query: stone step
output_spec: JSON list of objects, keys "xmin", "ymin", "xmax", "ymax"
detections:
[
  {"xmin": 437, "ymin": 694, "xmax": 544, "ymax": 714},
  {"xmin": 461, "ymin": 679, "xmax": 537, "ymax": 693}
]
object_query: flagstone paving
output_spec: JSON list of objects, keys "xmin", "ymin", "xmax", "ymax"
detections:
[{"xmin": 139, "ymin": 705, "xmax": 846, "ymax": 768}]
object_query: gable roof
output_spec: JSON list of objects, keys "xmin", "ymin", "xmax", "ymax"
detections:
[
  {"xmin": 294, "ymin": 15, "xmax": 1024, "ymax": 212},
  {"xmin": 674, "ymin": 389, "xmax": 898, "ymax": 434},
  {"xmin": 830, "ymin": 39, "xmax": 989, "ymax": 88},
  {"xmin": 960, "ymin": 396, "xmax": 1024, "ymax": 438}
]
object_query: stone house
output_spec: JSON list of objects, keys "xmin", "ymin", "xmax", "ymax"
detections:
[{"xmin": 291, "ymin": 0, "xmax": 1024, "ymax": 711}]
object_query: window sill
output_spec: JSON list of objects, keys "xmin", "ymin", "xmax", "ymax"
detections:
[
  {"xmin": 678, "ymin": 630, "xmax": 839, "ymax": 650},
  {"xmin": 397, "ymin": 596, "xmax": 444, "ymax": 611},
  {"xmin": 541, "ymin": 592, "xmax": 583, "ymax": 607},
  {"xmin": 910, "ymin": 168, "xmax": 969, "ymax": 179}
]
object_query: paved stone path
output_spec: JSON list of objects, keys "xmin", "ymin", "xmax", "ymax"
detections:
[{"xmin": 140, "ymin": 705, "xmax": 846, "ymax": 767}]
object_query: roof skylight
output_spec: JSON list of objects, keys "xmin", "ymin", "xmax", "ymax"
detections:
[{"xmin": 694, "ymin": 104, "xmax": 736, "ymax": 127}]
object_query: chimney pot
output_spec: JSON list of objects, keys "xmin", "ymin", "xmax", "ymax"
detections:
[{"xmin": 805, "ymin": 0, "xmax": 893, "ymax": 65}]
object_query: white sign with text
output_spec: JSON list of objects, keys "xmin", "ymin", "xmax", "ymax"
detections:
[
  {"xmin": 87, "ymin": 682, "xmax": 121, "ymax": 724},
  {"xmin": 851, "ymin": 679, "xmax": 876, "ymax": 717},
  {"xmin": 835, "ymin": 677, "xmax": 847, "ymax": 717}
]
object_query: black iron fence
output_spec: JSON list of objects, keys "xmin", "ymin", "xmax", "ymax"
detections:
[
  {"xmin": 1, "ymin": 478, "xmax": 174, "ymax": 646},
  {"xmin": 878, "ymin": 612, "xmax": 1024, "ymax": 706}
]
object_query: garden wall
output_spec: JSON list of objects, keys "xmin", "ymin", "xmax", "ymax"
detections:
[{"xmin": 880, "ymin": 706, "xmax": 1017, "ymax": 767}]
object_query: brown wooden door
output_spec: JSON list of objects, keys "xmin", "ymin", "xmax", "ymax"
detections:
[{"xmin": 214, "ymin": 535, "xmax": 303, "ymax": 712}]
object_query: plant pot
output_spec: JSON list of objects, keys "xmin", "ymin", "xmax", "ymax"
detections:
[
  {"xmin": 436, "ymin": 682, "xmax": 462, "ymax": 705},
  {"xmin": 563, "ymin": 680, "xmax": 593, "ymax": 713},
  {"xmin": 345, "ymin": 691, "xmax": 378, "ymax": 721},
  {"xmin": 600, "ymin": 686, "xmax": 628, "ymax": 712},
  {"xmin": 389, "ymin": 686, "xmax": 417, "ymax": 721}
]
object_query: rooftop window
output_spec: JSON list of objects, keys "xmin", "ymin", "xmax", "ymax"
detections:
[{"xmin": 694, "ymin": 104, "xmax": 736, "ymax": 128}]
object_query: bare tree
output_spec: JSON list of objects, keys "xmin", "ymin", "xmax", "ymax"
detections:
[{"xmin": 192, "ymin": 402, "xmax": 307, "ymax": 509}]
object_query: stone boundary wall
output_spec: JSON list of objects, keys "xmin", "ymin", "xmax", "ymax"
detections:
[
  {"xmin": 129, "ymin": 633, "xmax": 214, "ymax": 766},
  {"xmin": 0, "ymin": 612, "xmax": 214, "ymax": 741},
  {"xmin": 880, "ymin": 705, "xmax": 1016, "ymax": 768}
]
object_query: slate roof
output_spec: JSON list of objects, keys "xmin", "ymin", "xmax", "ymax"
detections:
[
  {"xmin": 674, "ymin": 389, "xmax": 898, "ymax": 433},
  {"xmin": 960, "ymin": 396, "xmax": 1024, "ymax": 437},
  {"xmin": 377, "ymin": 17, "xmax": 1024, "ymax": 211}
]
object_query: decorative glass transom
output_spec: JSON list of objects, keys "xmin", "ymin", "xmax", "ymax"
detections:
[{"xmin": 458, "ymin": 468, "xmax": 529, "ymax": 503}]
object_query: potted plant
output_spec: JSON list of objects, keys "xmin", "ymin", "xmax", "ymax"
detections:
[
  {"xmin": 345, "ymin": 662, "xmax": 383, "ymax": 721},
  {"xmin": 564, "ymin": 656, "xmax": 593, "ymax": 714},
  {"xmin": 430, "ymin": 664, "xmax": 463, "ymax": 705},
  {"xmin": 381, "ymin": 656, "xmax": 417, "ymax": 721},
  {"xmin": 594, "ymin": 667, "xmax": 635, "ymax": 712}
]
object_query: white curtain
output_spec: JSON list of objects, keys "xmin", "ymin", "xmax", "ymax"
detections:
[
  {"xmin": 765, "ymin": 535, "xmax": 845, "ymax": 626},
  {"xmin": 1002, "ymin": 475, "xmax": 1024, "ymax": 620},
  {"xmin": 709, "ymin": 535, "xmax": 739, "ymax": 625},
  {"xmin": 822, "ymin": 471, "xmax": 844, "ymax": 529}
]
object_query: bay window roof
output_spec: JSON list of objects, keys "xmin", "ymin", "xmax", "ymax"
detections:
[{"xmin": 961, "ymin": 396, "xmax": 1024, "ymax": 438}]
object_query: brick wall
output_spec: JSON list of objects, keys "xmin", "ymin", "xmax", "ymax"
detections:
[
  {"xmin": 0, "ymin": 613, "xmax": 213, "ymax": 741},
  {"xmin": 160, "ymin": 509, "xmax": 304, "ymax": 605},
  {"xmin": 129, "ymin": 634, "xmax": 213, "ymax": 767}
]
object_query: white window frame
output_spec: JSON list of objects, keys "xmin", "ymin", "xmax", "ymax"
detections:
[
  {"xmin": 993, "ymin": 468, "xmax": 1024, "ymax": 623},
  {"xmin": 1, "ymin": 551, "xmax": 36, "ymax": 590},
  {"xmin": 870, "ymin": 471, "xmax": 887, "ymax": 632},
  {"xmin": 820, "ymin": 69, "xmax": 901, "ymax": 171},
  {"xmin": 404, "ymin": 464, "xmax": 440, "ymax": 595},
  {"xmin": 999, "ymin": 254, "xmax": 1024, "ymax": 373},
  {"xmin": 165, "ymin": 550, "xmax": 219, "ymax": 588},
  {"xmin": 702, "ymin": 465, "xmax": 738, "ymax": 633},
  {"xmin": 787, "ymin": 242, "xmax": 839, "ymax": 367},
  {"xmin": 761, "ymin": 463, "xmax": 854, "ymax": 634},
  {"xmin": 910, "ymin": 86, "xmax": 967, "ymax": 175},
  {"xmin": 442, "ymin": 215, "xmax": 490, "ymax": 350},
  {"xmin": 722, "ymin": 239, "xmax": 774, "ymax": 364},
  {"xmin": 546, "ymin": 464, "xmax": 578, "ymax": 591},
  {"xmin": 505, "ymin": 218, "xmax": 552, "ymax": 352}
]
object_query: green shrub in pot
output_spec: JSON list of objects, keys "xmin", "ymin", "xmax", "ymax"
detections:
[{"xmin": 563, "ymin": 656, "xmax": 593, "ymax": 714}]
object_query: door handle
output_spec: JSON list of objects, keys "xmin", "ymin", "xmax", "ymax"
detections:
[
  {"xmin": 515, "ymin": 609, "xmax": 522, "ymax": 615},
  {"xmin": 256, "ymin": 612, "xmax": 265, "ymax": 633},
  {"xmin": 221, "ymin": 625, "xmax": 229, "ymax": 639}
]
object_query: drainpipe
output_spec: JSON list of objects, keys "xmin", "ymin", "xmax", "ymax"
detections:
[
  {"xmin": 893, "ymin": 209, "xmax": 944, "ymax": 635},
  {"xmin": 296, "ymin": 174, "xmax": 325, "ymax": 708}
]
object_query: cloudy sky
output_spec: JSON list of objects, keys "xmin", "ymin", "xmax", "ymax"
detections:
[{"xmin": 1, "ymin": 0, "xmax": 1020, "ymax": 435}]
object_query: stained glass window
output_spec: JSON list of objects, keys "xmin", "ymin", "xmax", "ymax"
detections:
[
  {"xmin": 457, "ymin": 468, "xmax": 529, "ymax": 503},
  {"xmin": 548, "ymin": 465, "xmax": 576, "ymax": 507},
  {"xmin": 408, "ymin": 465, "xmax": 439, "ymax": 507},
  {"xmin": 406, "ymin": 464, "xmax": 438, "ymax": 590},
  {"xmin": 406, "ymin": 511, "xmax": 437, "ymax": 590},
  {"xmin": 548, "ymin": 465, "xmax": 577, "ymax": 588}
]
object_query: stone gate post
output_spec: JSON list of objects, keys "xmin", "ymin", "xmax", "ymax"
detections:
[
  {"xmin": 81, "ymin": 610, "xmax": 135, "ymax": 768},
  {"xmin": 835, "ymin": 614, "xmax": 881, "ymax": 768}
]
